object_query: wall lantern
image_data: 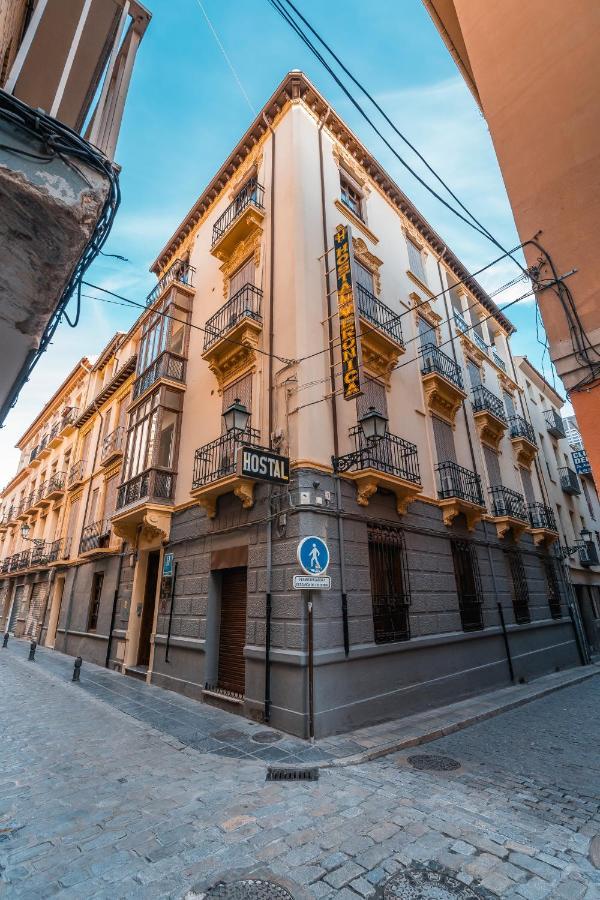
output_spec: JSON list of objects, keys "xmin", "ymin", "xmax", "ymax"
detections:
[
  {"xmin": 222, "ymin": 398, "xmax": 250, "ymax": 434},
  {"xmin": 358, "ymin": 406, "xmax": 388, "ymax": 442}
]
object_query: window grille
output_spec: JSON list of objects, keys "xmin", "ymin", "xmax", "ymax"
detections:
[
  {"xmin": 541, "ymin": 556, "xmax": 561, "ymax": 619},
  {"xmin": 368, "ymin": 525, "xmax": 411, "ymax": 643},
  {"xmin": 340, "ymin": 174, "xmax": 363, "ymax": 219},
  {"xmin": 505, "ymin": 547, "xmax": 531, "ymax": 624},
  {"xmin": 88, "ymin": 572, "xmax": 104, "ymax": 632},
  {"xmin": 450, "ymin": 539, "xmax": 484, "ymax": 631}
]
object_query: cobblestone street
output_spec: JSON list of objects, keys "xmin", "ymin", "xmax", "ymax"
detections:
[{"xmin": 1, "ymin": 643, "xmax": 599, "ymax": 899}]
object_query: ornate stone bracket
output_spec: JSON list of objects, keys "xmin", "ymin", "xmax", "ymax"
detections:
[
  {"xmin": 345, "ymin": 468, "xmax": 421, "ymax": 516},
  {"xmin": 360, "ymin": 322, "xmax": 405, "ymax": 384},
  {"xmin": 511, "ymin": 436, "xmax": 538, "ymax": 469},
  {"xmin": 202, "ymin": 320, "xmax": 261, "ymax": 388},
  {"xmin": 422, "ymin": 372, "xmax": 466, "ymax": 426},
  {"xmin": 439, "ymin": 497, "xmax": 484, "ymax": 532},
  {"xmin": 111, "ymin": 506, "xmax": 172, "ymax": 545},
  {"xmin": 192, "ymin": 475, "xmax": 256, "ymax": 520},
  {"xmin": 473, "ymin": 410, "xmax": 507, "ymax": 451},
  {"xmin": 493, "ymin": 516, "xmax": 528, "ymax": 542},
  {"xmin": 529, "ymin": 527, "xmax": 559, "ymax": 548}
]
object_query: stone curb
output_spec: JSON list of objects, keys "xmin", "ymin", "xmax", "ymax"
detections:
[{"xmin": 320, "ymin": 665, "xmax": 600, "ymax": 769}]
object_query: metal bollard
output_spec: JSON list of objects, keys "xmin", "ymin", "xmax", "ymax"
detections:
[
  {"xmin": 72, "ymin": 656, "xmax": 82, "ymax": 682},
  {"xmin": 28, "ymin": 640, "xmax": 36, "ymax": 661},
  {"xmin": 2, "ymin": 633, "xmax": 8, "ymax": 648}
]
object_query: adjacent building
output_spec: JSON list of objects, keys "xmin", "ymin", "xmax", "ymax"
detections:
[
  {"xmin": 1, "ymin": 73, "xmax": 598, "ymax": 737},
  {"xmin": 0, "ymin": 0, "xmax": 150, "ymax": 423},
  {"xmin": 421, "ymin": 0, "xmax": 600, "ymax": 486}
]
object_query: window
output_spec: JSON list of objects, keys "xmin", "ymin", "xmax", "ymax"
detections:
[
  {"xmin": 520, "ymin": 467, "xmax": 536, "ymax": 505},
  {"xmin": 466, "ymin": 359, "xmax": 482, "ymax": 389},
  {"xmin": 542, "ymin": 556, "xmax": 561, "ymax": 619},
  {"xmin": 222, "ymin": 374, "xmax": 253, "ymax": 432},
  {"xmin": 503, "ymin": 390, "xmax": 516, "ymax": 420},
  {"xmin": 368, "ymin": 525, "xmax": 411, "ymax": 643},
  {"xmin": 483, "ymin": 445, "xmax": 502, "ymax": 487},
  {"xmin": 123, "ymin": 392, "xmax": 160, "ymax": 482},
  {"xmin": 432, "ymin": 416, "xmax": 457, "ymax": 464},
  {"xmin": 581, "ymin": 479, "xmax": 595, "ymax": 520},
  {"xmin": 451, "ymin": 539, "xmax": 484, "ymax": 631},
  {"xmin": 229, "ymin": 257, "xmax": 255, "ymax": 298},
  {"xmin": 417, "ymin": 315, "xmax": 437, "ymax": 349},
  {"xmin": 357, "ymin": 376, "xmax": 387, "ymax": 420},
  {"xmin": 340, "ymin": 173, "xmax": 363, "ymax": 220},
  {"xmin": 87, "ymin": 572, "xmax": 104, "ymax": 632},
  {"xmin": 354, "ymin": 260, "xmax": 374, "ymax": 293},
  {"xmin": 505, "ymin": 547, "xmax": 530, "ymax": 624},
  {"xmin": 157, "ymin": 410, "xmax": 177, "ymax": 468},
  {"xmin": 406, "ymin": 236, "xmax": 426, "ymax": 284}
]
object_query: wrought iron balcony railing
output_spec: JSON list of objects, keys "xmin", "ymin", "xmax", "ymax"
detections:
[
  {"xmin": 132, "ymin": 350, "xmax": 186, "ymax": 400},
  {"xmin": 544, "ymin": 407, "xmax": 566, "ymax": 438},
  {"xmin": 489, "ymin": 485, "xmax": 528, "ymax": 521},
  {"xmin": 47, "ymin": 538, "xmax": 71, "ymax": 563},
  {"xmin": 558, "ymin": 466, "xmax": 581, "ymax": 495},
  {"xmin": 356, "ymin": 284, "xmax": 404, "ymax": 346},
  {"xmin": 420, "ymin": 343, "xmax": 463, "ymax": 389},
  {"xmin": 29, "ymin": 445, "xmax": 39, "ymax": 463},
  {"xmin": 509, "ymin": 414, "xmax": 536, "ymax": 445},
  {"xmin": 578, "ymin": 540, "xmax": 599, "ymax": 568},
  {"xmin": 80, "ymin": 520, "xmax": 112, "ymax": 555},
  {"xmin": 15, "ymin": 549, "xmax": 32, "ymax": 571},
  {"xmin": 333, "ymin": 427, "xmax": 421, "ymax": 484},
  {"xmin": 46, "ymin": 471, "xmax": 66, "ymax": 495},
  {"xmin": 470, "ymin": 329, "xmax": 489, "ymax": 355},
  {"xmin": 492, "ymin": 350, "xmax": 507, "ymax": 372},
  {"xmin": 212, "ymin": 179, "xmax": 265, "ymax": 247},
  {"xmin": 68, "ymin": 460, "xmax": 86, "ymax": 487},
  {"xmin": 436, "ymin": 461, "xmax": 484, "ymax": 506},
  {"xmin": 528, "ymin": 502, "xmax": 557, "ymax": 531},
  {"xmin": 116, "ymin": 467, "xmax": 175, "ymax": 510},
  {"xmin": 146, "ymin": 258, "xmax": 196, "ymax": 308},
  {"xmin": 471, "ymin": 385, "xmax": 507, "ymax": 422},
  {"xmin": 203, "ymin": 284, "xmax": 263, "ymax": 352},
  {"xmin": 454, "ymin": 311, "xmax": 469, "ymax": 334},
  {"xmin": 101, "ymin": 426, "xmax": 126, "ymax": 463},
  {"xmin": 193, "ymin": 428, "xmax": 261, "ymax": 489}
]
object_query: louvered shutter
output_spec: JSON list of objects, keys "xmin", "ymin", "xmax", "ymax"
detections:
[
  {"xmin": 357, "ymin": 377, "xmax": 387, "ymax": 419},
  {"xmin": 222, "ymin": 375, "xmax": 253, "ymax": 432},
  {"xmin": 103, "ymin": 474, "xmax": 119, "ymax": 520},
  {"xmin": 520, "ymin": 467, "xmax": 536, "ymax": 505},
  {"xmin": 503, "ymin": 390, "xmax": 516, "ymax": 419},
  {"xmin": 229, "ymin": 257, "xmax": 255, "ymax": 297},
  {"xmin": 432, "ymin": 416, "xmax": 457, "ymax": 464},
  {"xmin": 467, "ymin": 360, "xmax": 481, "ymax": 388},
  {"xmin": 483, "ymin": 445, "xmax": 502, "ymax": 486},
  {"xmin": 417, "ymin": 315, "xmax": 437, "ymax": 348},
  {"xmin": 9, "ymin": 585, "xmax": 24, "ymax": 632}
]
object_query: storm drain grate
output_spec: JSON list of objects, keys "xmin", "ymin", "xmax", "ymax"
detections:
[
  {"xmin": 266, "ymin": 766, "xmax": 319, "ymax": 782},
  {"xmin": 407, "ymin": 754, "xmax": 461, "ymax": 772},
  {"xmin": 384, "ymin": 862, "xmax": 486, "ymax": 898},
  {"xmin": 206, "ymin": 878, "xmax": 295, "ymax": 898}
]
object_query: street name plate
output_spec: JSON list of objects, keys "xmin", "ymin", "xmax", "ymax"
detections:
[{"xmin": 293, "ymin": 574, "xmax": 331, "ymax": 590}]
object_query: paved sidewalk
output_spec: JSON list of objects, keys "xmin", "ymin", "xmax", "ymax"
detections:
[{"xmin": 2, "ymin": 638, "xmax": 598, "ymax": 768}]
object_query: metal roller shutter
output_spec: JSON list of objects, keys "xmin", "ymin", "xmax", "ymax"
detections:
[
  {"xmin": 217, "ymin": 567, "xmax": 247, "ymax": 695},
  {"xmin": 8, "ymin": 585, "xmax": 24, "ymax": 633},
  {"xmin": 432, "ymin": 416, "xmax": 457, "ymax": 463},
  {"xmin": 520, "ymin": 467, "xmax": 536, "ymax": 505},
  {"xmin": 25, "ymin": 581, "xmax": 48, "ymax": 637}
]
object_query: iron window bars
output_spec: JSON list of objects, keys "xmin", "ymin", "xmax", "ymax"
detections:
[
  {"xmin": 505, "ymin": 546, "xmax": 531, "ymax": 624},
  {"xmin": 541, "ymin": 556, "xmax": 562, "ymax": 619},
  {"xmin": 368, "ymin": 524, "xmax": 411, "ymax": 643},
  {"xmin": 450, "ymin": 539, "xmax": 484, "ymax": 631}
]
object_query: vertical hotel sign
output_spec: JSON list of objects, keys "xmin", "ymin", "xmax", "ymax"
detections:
[{"xmin": 334, "ymin": 224, "xmax": 363, "ymax": 400}]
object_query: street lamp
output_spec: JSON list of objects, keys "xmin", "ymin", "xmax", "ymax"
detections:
[
  {"xmin": 358, "ymin": 406, "xmax": 388, "ymax": 442},
  {"xmin": 222, "ymin": 398, "xmax": 250, "ymax": 434},
  {"xmin": 20, "ymin": 523, "xmax": 44, "ymax": 546},
  {"xmin": 580, "ymin": 527, "xmax": 592, "ymax": 544}
]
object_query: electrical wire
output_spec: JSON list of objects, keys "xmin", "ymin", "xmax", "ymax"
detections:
[{"xmin": 192, "ymin": 0, "xmax": 256, "ymax": 116}]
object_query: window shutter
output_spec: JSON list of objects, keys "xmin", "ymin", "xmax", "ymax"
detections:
[
  {"xmin": 432, "ymin": 416, "xmax": 457, "ymax": 463},
  {"xmin": 466, "ymin": 360, "xmax": 481, "ymax": 388},
  {"xmin": 222, "ymin": 374, "xmax": 253, "ymax": 432},
  {"xmin": 483, "ymin": 445, "xmax": 502, "ymax": 486},
  {"xmin": 503, "ymin": 390, "xmax": 516, "ymax": 419},
  {"xmin": 417, "ymin": 315, "xmax": 437, "ymax": 348},
  {"xmin": 520, "ymin": 467, "xmax": 536, "ymax": 505},
  {"xmin": 357, "ymin": 377, "xmax": 387, "ymax": 419},
  {"xmin": 229, "ymin": 257, "xmax": 255, "ymax": 297},
  {"xmin": 354, "ymin": 260, "xmax": 374, "ymax": 292},
  {"xmin": 103, "ymin": 474, "xmax": 119, "ymax": 520}
]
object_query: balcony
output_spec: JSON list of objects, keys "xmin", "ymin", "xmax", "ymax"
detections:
[
  {"xmin": 16, "ymin": 500, "xmax": 29, "ymax": 521},
  {"xmin": 492, "ymin": 350, "xmax": 507, "ymax": 372},
  {"xmin": 46, "ymin": 472, "xmax": 66, "ymax": 501},
  {"xmin": 33, "ymin": 482, "xmax": 50, "ymax": 508},
  {"xmin": 420, "ymin": 344, "xmax": 466, "ymax": 425},
  {"xmin": 509, "ymin": 415, "xmax": 537, "ymax": 468},
  {"xmin": 333, "ymin": 427, "xmax": 421, "ymax": 515},
  {"xmin": 471, "ymin": 385, "xmax": 507, "ymax": 450},
  {"xmin": 544, "ymin": 408, "xmax": 566, "ymax": 439},
  {"xmin": 29, "ymin": 444, "xmax": 41, "ymax": 468},
  {"xmin": 79, "ymin": 520, "xmax": 118, "ymax": 557},
  {"xmin": 527, "ymin": 502, "xmax": 559, "ymax": 547},
  {"xmin": 436, "ymin": 461, "xmax": 485, "ymax": 531},
  {"xmin": 489, "ymin": 485, "xmax": 529, "ymax": 540},
  {"xmin": 47, "ymin": 421, "xmax": 62, "ymax": 449},
  {"xmin": 202, "ymin": 285, "xmax": 263, "ymax": 385},
  {"xmin": 146, "ymin": 258, "xmax": 196, "ymax": 309},
  {"xmin": 14, "ymin": 549, "xmax": 31, "ymax": 571},
  {"xmin": 356, "ymin": 284, "xmax": 405, "ymax": 381},
  {"xmin": 112, "ymin": 468, "xmax": 175, "ymax": 545},
  {"xmin": 101, "ymin": 427, "xmax": 126, "ymax": 467},
  {"xmin": 572, "ymin": 448, "xmax": 592, "ymax": 476},
  {"xmin": 559, "ymin": 466, "xmax": 581, "ymax": 496},
  {"xmin": 68, "ymin": 460, "xmax": 86, "ymax": 490},
  {"xmin": 470, "ymin": 329, "xmax": 489, "ymax": 356},
  {"xmin": 454, "ymin": 311, "xmax": 469, "ymax": 334},
  {"xmin": 578, "ymin": 540, "xmax": 599, "ymax": 568},
  {"xmin": 132, "ymin": 351, "xmax": 186, "ymax": 402},
  {"xmin": 211, "ymin": 179, "xmax": 265, "ymax": 262},
  {"xmin": 191, "ymin": 428, "xmax": 264, "ymax": 518},
  {"xmin": 37, "ymin": 435, "xmax": 51, "ymax": 461}
]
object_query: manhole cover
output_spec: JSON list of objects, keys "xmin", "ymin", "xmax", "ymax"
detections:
[
  {"xmin": 206, "ymin": 879, "xmax": 294, "ymax": 898},
  {"xmin": 251, "ymin": 731, "xmax": 282, "ymax": 744},
  {"xmin": 213, "ymin": 729, "xmax": 244, "ymax": 742},
  {"xmin": 384, "ymin": 864, "xmax": 484, "ymax": 898},
  {"xmin": 407, "ymin": 754, "xmax": 461, "ymax": 772}
]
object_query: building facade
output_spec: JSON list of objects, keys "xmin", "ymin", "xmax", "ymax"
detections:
[
  {"xmin": 1, "ymin": 73, "xmax": 598, "ymax": 738},
  {"xmin": 421, "ymin": 0, "xmax": 600, "ymax": 487}
]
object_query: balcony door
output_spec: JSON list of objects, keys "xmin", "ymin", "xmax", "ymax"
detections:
[
  {"xmin": 217, "ymin": 567, "xmax": 248, "ymax": 695},
  {"xmin": 229, "ymin": 257, "xmax": 255, "ymax": 298}
]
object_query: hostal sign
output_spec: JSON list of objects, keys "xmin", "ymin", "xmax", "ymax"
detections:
[
  {"xmin": 334, "ymin": 223, "xmax": 363, "ymax": 400},
  {"xmin": 237, "ymin": 446, "xmax": 290, "ymax": 484}
]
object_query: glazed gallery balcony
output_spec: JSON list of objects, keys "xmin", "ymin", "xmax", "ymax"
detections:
[
  {"xmin": 202, "ymin": 284, "xmax": 263, "ymax": 384},
  {"xmin": 146, "ymin": 258, "xmax": 195, "ymax": 308},
  {"xmin": 420, "ymin": 344, "xmax": 466, "ymax": 425},
  {"xmin": 132, "ymin": 350, "xmax": 186, "ymax": 402},
  {"xmin": 210, "ymin": 179, "xmax": 265, "ymax": 262},
  {"xmin": 489, "ymin": 484, "xmax": 528, "ymax": 540},
  {"xmin": 333, "ymin": 427, "xmax": 421, "ymax": 515},
  {"xmin": 471, "ymin": 384, "xmax": 507, "ymax": 450},
  {"xmin": 191, "ymin": 427, "xmax": 265, "ymax": 518},
  {"xmin": 116, "ymin": 468, "xmax": 175, "ymax": 511},
  {"xmin": 509, "ymin": 414, "xmax": 538, "ymax": 468},
  {"xmin": 436, "ymin": 461, "xmax": 485, "ymax": 531},
  {"xmin": 527, "ymin": 502, "xmax": 559, "ymax": 547},
  {"xmin": 355, "ymin": 283, "xmax": 405, "ymax": 380}
]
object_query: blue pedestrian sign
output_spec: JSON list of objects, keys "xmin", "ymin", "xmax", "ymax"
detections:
[
  {"xmin": 297, "ymin": 536, "xmax": 330, "ymax": 576},
  {"xmin": 162, "ymin": 552, "xmax": 174, "ymax": 578}
]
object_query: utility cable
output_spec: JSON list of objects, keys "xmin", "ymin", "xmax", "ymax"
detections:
[{"xmin": 192, "ymin": 0, "xmax": 256, "ymax": 116}]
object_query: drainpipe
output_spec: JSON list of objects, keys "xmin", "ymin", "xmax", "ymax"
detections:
[
  {"xmin": 318, "ymin": 109, "xmax": 349, "ymax": 654},
  {"xmin": 263, "ymin": 112, "xmax": 275, "ymax": 720},
  {"xmin": 61, "ymin": 402, "xmax": 104, "ymax": 652},
  {"xmin": 437, "ymin": 255, "xmax": 509, "ymax": 674}
]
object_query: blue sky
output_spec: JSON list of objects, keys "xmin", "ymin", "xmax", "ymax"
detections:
[{"xmin": 0, "ymin": 0, "xmax": 559, "ymax": 483}]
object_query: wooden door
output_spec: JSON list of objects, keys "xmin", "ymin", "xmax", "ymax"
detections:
[
  {"xmin": 137, "ymin": 551, "xmax": 159, "ymax": 667},
  {"xmin": 218, "ymin": 567, "xmax": 248, "ymax": 695}
]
